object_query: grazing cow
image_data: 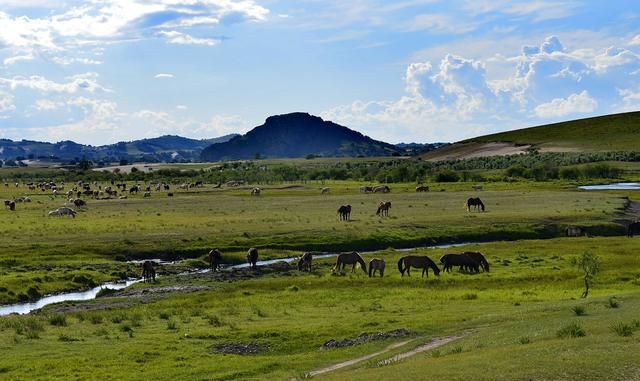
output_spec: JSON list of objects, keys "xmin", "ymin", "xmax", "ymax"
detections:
[
  {"xmin": 246, "ymin": 248, "xmax": 259, "ymax": 269},
  {"xmin": 337, "ymin": 204, "xmax": 352, "ymax": 221},
  {"xmin": 48, "ymin": 207, "xmax": 77, "ymax": 218},
  {"xmin": 298, "ymin": 252, "xmax": 313, "ymax": 272},
  {"xmin": 141, "ymin": 261, "xmax": 156, "ymax": 282},
  {"xmin": 321, "ymin": 187, "xmax": 331, "ymax": 194},
  {"xmin": 373, "ymin": 185, "xmax": 390, "ymax": 193},
  {"xmin": 416, "ymin": 185, "xmax": 429, "ymax": 192},
  {"xmin": 376, "ymin": 201, "xmax": 391, "ymax": 216},
  {"xmin": 251, "ymin": 187, "xmax": 261, "ymax": 196},
  {"xmin": 143, "ymin": 191, "xmax": 151, "ymax": 198},
  {"xmin": 566, "ymin": 226, "xmax": 585, "ymax": 237},
  {"xmin": 208, "ymin": 249, "xmax": 223, "ymax": 272}
]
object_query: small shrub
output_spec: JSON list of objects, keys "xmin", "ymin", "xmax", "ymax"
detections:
[
  {"xmin": 607, "ymin": 297, "xmax": 620, "ymax": 308},
  {"xmin": 89, "ymin": 315, "xmax": 104, "ymax": 325},
  {"xmin": 557, "ymin": 322, "xmax": 586, "ymax": 338},
  {"xmin": 286, "ymin": 285, "xmax": 299, "ymax": 292},
  {"xmin": 167, "ymin": 321, "xmax": 177, "ymax": 330},
  {"xmin": 58, "ymin": 334, "xmax": 80, "ymax": 342},
  {"xmin": 48, "ymin": 314, "xmax": 67, "ymax": 327},
  {"xmin": 448, "ymin": 345, "xmax": 463, "ymax": 354},
  {"xmin": 518, "ymin": 336, "xmax": 531, "ymax": 344},
  {"xmin": 571, "ymin": 306, "xmax": 586, "ymax": 316},
  {"xmin": 610, "ymin": 322, "xmax": 633, "ymax": 337},
  {"xmin": 462, "ymin": 293, "xmax": 478, "ymax": 300},
  {"xmin": 159, "ymin": 312, "xmax": 171, "ymax": 320},
  {"xmin": 431, "ymin": 349, "xmax": 441, "ymax": 358},
  {"xmin": 111, "ymin": 314, "xmax": 127, "ymax": 324}
]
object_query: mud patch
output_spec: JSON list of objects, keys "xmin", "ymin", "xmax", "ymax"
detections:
[
  {"xmin": 46, "ymin": 300, "xmax": 133, "ymax": 314},
  {"xmin": 209, "ymin": 342, "xmax": 267, "ymax": 355},
  {"xmin": 111, "ymin": 285, "xmax": 209, "ymax": 298},
  {"xmin": 322, "ymin": 328, "xmax": 416, "ymax": 349}
]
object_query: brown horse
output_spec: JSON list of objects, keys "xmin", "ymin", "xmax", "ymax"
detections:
[
  {"xmin": 415, "ymin": 185, "xmax": 429, "ymax": 192},
  {"xmin": 368, "ymin": 258, "xmax": 386, "ymax": 277},
  {"xmin": 333, "ymin": 252, "xmax": 367, "ymax": 274},
  {"xmin": 141, "ymin": 261, "xmax": 156, "ymax": 282},
  {"xmin": 376, "ymin": 201, "xmax": 391, "ymax": 216},
  {"xmin": 465, "ymin": 197, "xmax": 485, "ymax": 212},
  {"xmin": 208, "ymin": 249, "xmax": 222, "ymax": 272},
  {"xmin": 298, "ymin": 252, "xmax": 313, "ymax": 272},
  {"xmin": 337, "ymin": 205, "xmax": 352, "ymax": 221},
  {"xmin": 397, "ymin": 255, "xmax": 440, "ymax": 277},
  {"xmin": 440, "ymin": 253, "xmax": 480, "ymax": 273},
  {"xmin": 463, "ymin": 251, "xmax": 490, "ymax": 272},
  {"xmin": 246, "ymin": 247, "xmax": 259, "ymax": 269}
]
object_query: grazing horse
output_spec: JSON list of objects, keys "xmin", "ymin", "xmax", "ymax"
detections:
[
  {"xmin": 333, "ymin": 252, "xmax": 367, "ymax": 274},
  {"xmin": 397, "ymin": 255, "xmax": 440, "ymax": 278},
  {"xmin": 141, "ymin": 261, "xmax": 156, "ymax": 282},
  {"xmin": 368, "ymin": 258, "xmax": 386, "ymax": 277},
  {"xmin": 415, "ymin": 185, "xmax": 429, "ymax": 192},
  {"xmin": 463, "ymin": 252, "xmax": 490, "ymax": 272},
  {"xmin": 465, "ymin": 197, "xmax": 485, "ymax": 212},
  {"xmin": 48, "ymin": 207, "xmax": 76, "ymax": 218},
  {"xmin": 628, "ymin": 221, "xmax": 640, "ymax": 237},
  {"xmin": 7, "ymin": 200, "xmax": 15, "ymax": 211},
  {"xmin": 321, "ymin": 187, "xmax": 331, "ymax": 194},
  {"xmin": 337, "ymin": 204, "xmax": 352, "ymax": 221},
  {"xmin": 359, "ymin": 186, "xmax": 373, "ymax": 193},
  {"xmin": 251, "ymin": 187, "xmax": 261, "ymax": 196},
  {"xmin": 73, "ymin": 199, "xmax": 86, "ymax": 208},
  {"xmin": 246, "ymin": 248, "xmax": 259, "ymax": 269},
  {"xmin": 376, "ymin": 201, "xmax": 391, "ymax": 216},
  {"xmin": 566, "ymin": 226, "xmax": 584, "ymax": 237},
  {"xmin": 208, "ymin": 249, "xmax": 222, "ymax": 272},
  {"xmin": 298, "ymin": 252, "xmax": 313, "ymax": 272},
  {"xmin": 440, "ymin": 253, "xmax": 480, "ymax": 273},
  {"xmin": 373, "ymin": 185, "xmax": 390, "ymax": 193},
  {"xmin": 143, "ymin": 191, "xmax": 151, "ymax": 198}
]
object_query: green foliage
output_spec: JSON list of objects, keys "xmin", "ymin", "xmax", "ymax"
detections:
[
  {"xmin": 574, "ymin": 252, "xmax": 600, "ymax": 298},
  {"xmin": 571, "ymin": 306, "xmax": 586, "ymax": 316},
  {"xmin": 48, "ymin": 314, "xmax": 67, "ymax": 327},
  {"xmin": 557, "ymin": 322, "xmax": 586, "ymax": 338},
  {"xmin": 610, "ymin": 322, "xmax": 634, "ymax": 337}
]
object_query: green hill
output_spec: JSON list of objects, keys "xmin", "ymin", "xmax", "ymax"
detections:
[{"xmin": 423, "ymin": 111, "xmax": 640, "ymax": 161}]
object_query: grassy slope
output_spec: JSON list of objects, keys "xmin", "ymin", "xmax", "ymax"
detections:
[
  {"xmin": 423, "ymin": 111, "xmax": 640, "ymax": 160},
  {"xmin": 0, "ymin": 181, "xmax": 629, "ymax": 304},
  {"xmin": 0, "ymin": 238, "xmax": 638, "ymax": 380}
]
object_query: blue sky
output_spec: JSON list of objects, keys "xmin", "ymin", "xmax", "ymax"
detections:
[{"xmin": 0, "ymin": 0, "xmax": 639, "ymax": 145}]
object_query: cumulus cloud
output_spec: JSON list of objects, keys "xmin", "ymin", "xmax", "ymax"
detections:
[
  {"xmin": 534, "ymin": 90, "xmax": 597, "ymax": 118},
  {"xmin": 0, "ymin": 90, "xmax": 16, "ymax": 114},
  {"xmin": 158, "ymin": 31, "xmax": 220, "ymax": 46},
  {"xmin": 0, "ymin": 72, "xmax": 108, "ymax": 93}
]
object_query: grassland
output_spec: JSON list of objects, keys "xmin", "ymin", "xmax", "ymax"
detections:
[{"xmin": 0, "ymin": 168, "xmax": 639, "ymax": 380}]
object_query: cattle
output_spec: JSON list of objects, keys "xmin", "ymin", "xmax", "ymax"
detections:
[{"xmin": 143, "ymin": 191, "xmax": 151, "ymax": 198}]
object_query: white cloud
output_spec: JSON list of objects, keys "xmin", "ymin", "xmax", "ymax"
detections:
[
  {"xmin": 534, "ymin": 90, "xmax": 598, "ymax": 118},
  {"xmin": 154, "ymin": 73, "xmax": 175, "ymax": 79},
  {"xmin": 176, "ymin": 105, "xmax": 188, "ymax": 110},
  {"xmin": 0, "ymin": 91, "xmax": 16, "ymax": 114},
  {"xmin": 33, "ymin": 99, "xmax": 63, "ymax": 111},
  {"xmin": 51, "ymin": 56, "xmax": 102, "ymax": 65},
  {"xmin": 408, "ymin": 13, "xmax": 477, "ymax": 34},
  {"xmin": 3, "ymin": 54, "xmax": 36, "ymax": 66},
  {"xmin": 158, "ymin": 31, "xmax": 220, "ymax": 46},
  {"xmin": 0, "ymin": 72, "xmax": 108, "ymax": 93},
  {"xmin": 631, "ymin": 35, "xmax": 640, "ymax": 46}
]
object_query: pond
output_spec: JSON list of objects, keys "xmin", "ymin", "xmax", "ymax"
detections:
[{"xmin": 578, "ymin": 182, "xmax": 640, "ymax": 190}]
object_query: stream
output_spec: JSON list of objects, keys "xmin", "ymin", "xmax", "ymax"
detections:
[{"xmin": 0, "ymin": 242, "xmax": 480, "ymax": 316}]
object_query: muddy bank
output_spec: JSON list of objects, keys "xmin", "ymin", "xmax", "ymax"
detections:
[{"xmin": 322, "ymin": 328, "xmax": 416, "ymax": 349}]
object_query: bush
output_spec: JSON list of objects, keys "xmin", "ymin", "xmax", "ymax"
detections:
[
  {"xmin": 607, "ymin": 297, "xmax": 620, "ymax": 308},
  {"xmin": 434, "ymin": 170, "xmax": 459, "ymax": 182},
  {"xmin": 557, "ymin": 322, "xmax": 586, "ymax": 338},
  {"xmin": 48, "ymin": 314, "xmax": 67, "ymax": 327},
  {"xmin": 559, "ymin": 167, "xmax": 581, "ymax": 180},
  {"xmin": 571, "ymin": 306, "xmax": 586, "ymax": 316},
  {"xmin": 610, "ymin": 322, "xmax": 634, "ymax": 337}
]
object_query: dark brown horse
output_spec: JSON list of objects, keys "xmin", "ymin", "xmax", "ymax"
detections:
[
  {"xmin": 246, "ymin": 247, "xmax": 259, "ymax": 269},
  {"xmin": 628, "ymin": 221, "xmax": 640, "ymax": 237},
  {"xmin": 298, "ymin": 252, "xmax": 313, "ymax": 272},
  {"xmin": 465, "ymin": 197, "xmax": 485, "ymax": 212},
  {"xmin": 397, "ymin": 255, "xmax": 440, "ymax": 277},
  {"xmin": 440, "ymin": 253, "xmax": 480, "ymax": 273},
  {"xmin": 208, "ymin": 249, "xmax": 222, "ymax": 272},
  {"xmin": 376, "ymin": 201, "xmax": 391, "ymax": 216},
  {"xmin": 141, "ymin": 261, "xmax": 156, "ymax": 282},
  {"xmin": 338, "ymin": 205, "xmax": 352, "ymax": 221},
  {"xmin": 368, "ymin": 258, "xmax": 385, "ymax": 277},
  {"xmin": 333, "ymin": 252, "xmax": 367, "ymax": 274},
  {"xmin": 463, "ymin": 251, "xmax": 490, "ymax": 272}
]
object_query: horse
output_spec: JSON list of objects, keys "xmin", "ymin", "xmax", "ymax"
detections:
[
  {"xmin": 48, "ymin": 207, "xmax": 76, "ymax": 218},
  {"xmin": 465, "ymin": 197, "xmax": 485, "ymax": 212},
  {"xmin": 416, "ymin": 185, "xmax": 429, "ymax": 192},
  {"xmin": 628, "ymin": 221, "xmax": 640, "ymax": 237},
  {"xmin": 298, "ymin": 252, "xmax": 313, "ymax": 272},
  {"xmin": 208, "ymin": 249, "xmax": 222, "ymax": 272},
  {"xmin": 373, "ymin": 185, "xmax": 390, "ymax": 193},
  {"xmin": 246, "ymin": 248, "xmax": 259, "ymax": 269},
  {"xmin": 333, "ymin": 252, "xmax": 367, "ymax": 274},
  {"xmin": 73, "ymin": 199, "xmax": 87, "ymax": 207},
  {"xmin": 143, "ymin": 191, "xmax": 151, "ymax": 198},
  {"xmin": 141, "ymin": 261, "xmax": 156, "ymax": 282},
  {"xmin": 440, "ymin": 253, "xmax": 480, "ymax": 273},
  {"xmin": 463, "ymin": 252, "xmax": 490, "ymax": 272},
  {"xmin": 7, "ymin": 200, "xmax": 15, "ymax": 211},
  {"xmin": 368, "ymin": 258, "xmax": 385, "ymax": 277},
  {"xmin": 337, "ymin": 204, "xmax": 351, "ymax": 221},
  {"xmin": 376, "ymin": 201, "xmax": 391, "ymax": 216},
  {"xmin": 359, "ymin": 186, "xmax": 373, "ymax": 193},
  {"xmin": 321, "ymin": 187, "xmax": 331, "ymax": 194},
  {"xmin": 472, "ymin": 184, "xmax": 483, "ymax": 191},
  {"xmin": 251, "ymin": 187, "xmax": 261, "ymax": 196},
  {"xmin": 566, "ymin": 226, "xmax": 584, "ymax": 237},
  {"xmin": 397, "ymin": 255, "xmax": 440, "ymax": 277}
]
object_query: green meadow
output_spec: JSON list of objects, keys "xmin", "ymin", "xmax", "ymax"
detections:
[{"xmin": 0, "ymin": 172, "xmax": 639, "ymax": 380}]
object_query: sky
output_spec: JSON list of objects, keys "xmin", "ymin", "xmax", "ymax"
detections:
[{"xmin": 0, "ymin": 0, "xmax": 639, "ymax": 145}]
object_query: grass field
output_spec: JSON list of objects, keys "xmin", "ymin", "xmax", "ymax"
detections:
[{"xmin": 1, "ymin": 172, "xmax": 639, "ymax": 380}]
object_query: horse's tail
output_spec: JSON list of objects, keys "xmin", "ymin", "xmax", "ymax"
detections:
[
  {"xmin": 368, "ymin": 262, "xmax": 373, "ymax": 277},
  {"xmin": 464, "ymin": 200, "xmax": 469, "ymax": 212},
  {"xmin": 333, "ymin": 257, "xmax": 340, "ymax": 272},
  {"xmin": 397, "ymin": 257, "xmax": 405, "ymax": 275}
]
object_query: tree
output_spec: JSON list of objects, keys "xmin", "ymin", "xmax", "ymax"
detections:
[{"xmin": 574, "ymin": 252, "xmax": 600, "ymax": 298}]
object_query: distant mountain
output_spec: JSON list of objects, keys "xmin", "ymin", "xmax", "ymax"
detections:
[
  {"xmin": 201, "ymin": 112, "xmax": 399, "ymax": 161},
  {"xmin": 421, "ymin": 111, "xmax": 640, "ymax": 161},
  {"xmin": 0, "ymin": 134, "xmax": 238, "ymax": 163}
]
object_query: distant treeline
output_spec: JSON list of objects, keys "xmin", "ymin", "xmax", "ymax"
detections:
[{"xmin": 3, "ymin": 151, "xmax": 638, "ymax": 184}]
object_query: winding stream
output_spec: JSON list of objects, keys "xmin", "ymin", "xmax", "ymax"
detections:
[
  {"xmin": 578, "ymin": 182, "xmax": 640, "ymax": 190},
  {"xmin": 0, "ymin": 242, "xmax": 480, "ymax": 316}
]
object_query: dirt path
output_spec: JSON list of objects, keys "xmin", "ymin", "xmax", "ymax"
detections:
[{"xmin": 306, "ymin": 333, "xmax": 467, "ymax": 378}]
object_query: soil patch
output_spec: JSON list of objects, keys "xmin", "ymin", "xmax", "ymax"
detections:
[
  {"xmin": 209, "ymin": 342, "xmax": 267, "ymax": 355},
  {"xmin": 322, "ymin": 328, "xmax": 416, "ymax": 349}
]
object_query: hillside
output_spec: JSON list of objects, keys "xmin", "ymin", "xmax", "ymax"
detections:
[
  {"xmin": 200, "ymin": 112, "xmax": 399, "ymax": 161},
  {"xmin": 0, "ymin": 134, "xmax": 237, "ymax": 163},
  {"xmin": 422, "ymin": 111, "xmax": 640, "ymax": 161}
]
